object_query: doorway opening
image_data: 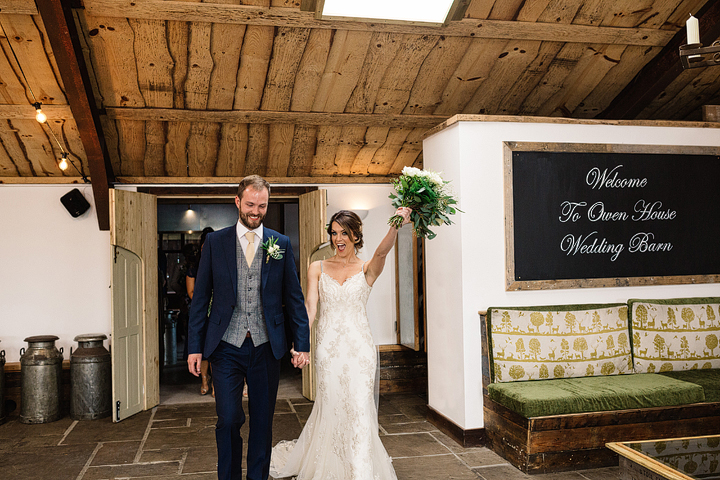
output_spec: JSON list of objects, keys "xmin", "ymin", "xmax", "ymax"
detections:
[{"xmin": 154, "ymin": 192, "xmax": 305, "ymax": 404}]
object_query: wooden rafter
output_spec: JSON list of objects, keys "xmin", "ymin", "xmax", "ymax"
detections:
[
  {"xmin": 105, "ymin": 107, "xmax": 449, "ymax": 129},
  {"xmin": 116, "ymin": 176, "xmax": 394, "ymax": 184},
  {"xmin": 0, "ymin": 0, "xmax": 37, "ymax": 15},
  {"xmin": 83, "ymin": 0, "xmax": 674, "ymax": 47},
  {"xmin": 37, "ymin": 0, "xmax": 114, "ymax": 230},
  {"xmin": 0, "ymin": 104, "xmax": 74, "ymax": 119},
  {"xmin": 600, "ymin": 0, "xmax": 720, "ymax": 120}
]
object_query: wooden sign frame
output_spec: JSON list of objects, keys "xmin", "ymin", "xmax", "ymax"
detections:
[{"xmin": 503, "ymin": 141, "xmax": 720, "ymax": 291}]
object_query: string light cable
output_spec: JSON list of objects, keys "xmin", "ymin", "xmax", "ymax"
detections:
[
  {"xmin": 0, "ymin": 18, "xmax": 88, "ymax": 181},
  {"xmin": 0, "ymin": 19, "xmax": 45, "ymax": 120},
  {"xmin": 44, "ymin": 122, "xmax": 89, "ymax": 182}
]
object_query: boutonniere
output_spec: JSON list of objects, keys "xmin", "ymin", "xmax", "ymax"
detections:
[{"xmin": 261, "ymin": 236, "xmax": 285, "ymax": 263}]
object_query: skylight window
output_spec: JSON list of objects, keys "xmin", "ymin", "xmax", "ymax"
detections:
[{"xmin": 317, "ymin": 0, "xmax": 464, "ymax": 26}]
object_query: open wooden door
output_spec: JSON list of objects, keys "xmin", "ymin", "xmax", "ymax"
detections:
[
  {"xmin": 110, "ymin": 189, "xmax": 158, "ymax": 421},
  {"xmin": 298, "ymin": 189, "xmax": 327, "ymax": 400}
]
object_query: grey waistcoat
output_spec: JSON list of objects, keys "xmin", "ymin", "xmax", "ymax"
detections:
[{"xmin": 222, "ymin": 236, "xmax": 269, "ymax": 347}]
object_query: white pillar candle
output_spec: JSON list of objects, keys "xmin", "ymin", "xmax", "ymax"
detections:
[{"xmin": 686, "ymin": 14, "xmax": 700, "ymax": 45}]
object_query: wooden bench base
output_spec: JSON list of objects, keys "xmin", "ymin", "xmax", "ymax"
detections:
[{"xmin": 483, "ymin": 395, "xmax": 720, "ymax": 475}]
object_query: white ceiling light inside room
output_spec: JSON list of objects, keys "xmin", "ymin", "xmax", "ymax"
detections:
[{"xmin": 316, "ymin": 0, "xmax": 467, "ymax": 26}]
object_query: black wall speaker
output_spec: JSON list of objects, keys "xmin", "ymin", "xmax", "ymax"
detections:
[{"xmin": 60, "ymin": 188, "xmax": 91, "ymax": 217}]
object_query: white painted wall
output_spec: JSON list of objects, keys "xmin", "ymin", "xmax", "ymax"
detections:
[
  {"xmin": 423, "ymin": 119, "xmax": 720, "ymax": 430},
  {"xmin": 0, "ymin": 183, "xmax": 400, "ymax": 364},
  {"xmin": 0, "ymin": 185, "xmax": 111, "ymax": 362},
  {"xmin": 324, "ymin": 185, "xmax": 398, "ymax": 345}
]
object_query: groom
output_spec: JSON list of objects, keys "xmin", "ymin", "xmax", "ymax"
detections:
[{"xmin": 187, "ymin": 175, "xmax": 310, "ymax": 480}]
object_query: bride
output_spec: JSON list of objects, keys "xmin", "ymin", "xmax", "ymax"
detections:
[{"xmin": 270, "ymin": 207, "xmax": 411, "ymax": 480}]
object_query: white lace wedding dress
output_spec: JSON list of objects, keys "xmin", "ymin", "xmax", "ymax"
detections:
[{"xmin": 270, "ymin": 265, "xmax": 398, "ymax": 480}]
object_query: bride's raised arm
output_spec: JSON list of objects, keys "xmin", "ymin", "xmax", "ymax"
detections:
[
  {"xmin": 304, "ymin": 260, "xmax": 322, "ymax": 329},
  {"xmin": 365, "ymin": 207, "xmax": 411, "ymax": 287}
]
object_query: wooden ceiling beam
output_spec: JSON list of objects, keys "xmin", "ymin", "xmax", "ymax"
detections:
[
  {"xmin": 599, "ymin": 0, "xmax": 720, "ymax": 120},
  {"xmin": 116, "ymin": 176, "xmax": 394, "ymax": 184},
  {"xmin": 0, "ymin": 0, "xmax": 38, "ymax": 15},
  {"xmin": 0, "ymin": 176, "xmax": 90, "ymax": 184},
  {"xmin": 0, "ymin": 104, "xmax": 74, "ymax": 119},
  {"xmin": 83, "ymin": 0, "xmax": 673, "ymax": 46},
  {"xmin": 37, "ymin": 0, "xmax": 115, "ymax": 230},
  {"xmin": 105, "ymin": 107, "xmax": 449, "ymax": 129}
]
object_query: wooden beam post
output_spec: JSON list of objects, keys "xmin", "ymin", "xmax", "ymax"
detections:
[
  {"xmin": 703, "ymin": 105, "xmax": 720, "ymax": 122},
  {"xmin": 599, "ymin": 0, "xmax": 720, "ymax": 120},
  {"xmin": 36, "ymin": 0, "xmax": 115, "ymax": 230}
]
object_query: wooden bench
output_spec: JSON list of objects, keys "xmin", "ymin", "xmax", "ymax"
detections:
[{"xmin": 480, "ymin": 309, "xmax": 720, "ymax": 474}]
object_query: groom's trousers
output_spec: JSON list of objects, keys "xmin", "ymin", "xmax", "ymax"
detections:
[{"xmin": 210, "ymin": 338, "xmax": 281, "ymax": 480}]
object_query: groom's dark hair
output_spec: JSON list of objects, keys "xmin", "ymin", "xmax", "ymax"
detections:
[
  {"xmin": 327, "ymin": 210, "xmax": 364, "ymax": 251},
  {"xmin": 237, "ymin": 175, "xmax": 270, "ymax": 199}
]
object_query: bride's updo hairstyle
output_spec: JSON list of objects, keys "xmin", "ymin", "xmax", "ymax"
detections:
[{"xmin": 327, "ymin": 210, "xmax": 364, "ymax": 251}]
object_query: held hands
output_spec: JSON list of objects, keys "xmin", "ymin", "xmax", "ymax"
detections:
[
  {"xmin": 188, "ymin": 353, "xmax": 203, "ymax": 376},
  {"xmin": 290, "ymin": 348, "xmax": 310, "ymax": 369}
]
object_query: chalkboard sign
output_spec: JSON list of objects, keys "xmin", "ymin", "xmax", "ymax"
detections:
[{"xmin": 504, "ymin": 142, "xmax": 720, "ymax": 290}]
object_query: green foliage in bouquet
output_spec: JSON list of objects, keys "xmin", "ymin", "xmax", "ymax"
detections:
[{"xmin": 388, "ymin": 167, "xmax": 460, "ymax": 239}]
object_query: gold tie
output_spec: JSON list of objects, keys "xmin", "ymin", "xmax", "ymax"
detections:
[{"xmin": 245, "ymin": 231, "xmax": 255, "ymax": 266}]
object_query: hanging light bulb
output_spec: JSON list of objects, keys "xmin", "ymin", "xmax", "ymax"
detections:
[
  {"xmin": 59, "ymin": 152, "xmax": 68, "ymax": 171},
  {"xmin": 33, "ymin": 102, "xmax": 46, "ymax": 123}
]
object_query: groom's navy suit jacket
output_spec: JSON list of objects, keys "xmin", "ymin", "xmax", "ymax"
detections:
[{"xmin": 188, "ymin": 224, "xmax": 310, "ymax": 360}]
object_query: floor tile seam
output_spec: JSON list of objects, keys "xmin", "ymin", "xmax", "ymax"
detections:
[
  {"xmin": 427, "ymin": 430, "xmax": 472, "ymax": 470},
  {"xmin": 87, "ymin": 460, "xmax": 181, "ymax": 468},
  {"xmin": 382, "ymin": 430, "xmax": 440, "ymax": 436},
  {"xmin": 144, "ymin": 470, "xmax": 216, "ymax": 478},
  {"xmin": 178, "ymin": 451, "xmax": 189, "ymax": 474},
  {"xmin": 133, "ymin": 406, "xmax": 158, "ymax": 463},
  {"xmin": 385, "ymin": 428, "xmax": 440, "ymax": 435},
  {"xmin": 385, "ymin": 420, "xmax": 434, "ymax": 426},
  {"xmin": 290, "ymin": 399, "xmax": 306, "ymax": 425},
  {"xmin": 59, "ymin": 419, "xmax": 79, "ymax": 445},
  {"xmin": 379, "ymin": 424, "xmax": 389, "ymax": 435},
  {"xmin": 153, "ymin": 416, "xmax": 218, "ymax": 422},
  {"xmin": 576, "ymin": 472, "xmax": 596, "ymax": 480},
  {"xmin": 149, "ymin": 425, "xmax": 213, "ymax": 430},
  {"xmin": 66, "ymin": 439, "xmax": 145, "ymax": 445},
  {"xmin": 466, "ymin": 462, "xmax": 512, "ymax": 470},
  {"xmin": 390, "ymin": 452, "xmax": 454, "ymax": 460},
  {"xmin": 75, "ymin": 441, "xmax": 104, "ymax": 480}
]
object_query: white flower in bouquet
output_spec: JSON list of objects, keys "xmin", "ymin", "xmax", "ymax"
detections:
[{"xmin": 388, "ymin": 168, "xmax": 460, "ymax": 239}]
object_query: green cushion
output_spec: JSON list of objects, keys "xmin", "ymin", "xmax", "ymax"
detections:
[
  {"xmin": 487, "ymin": 373, "xmax": 705, "ymax": 418},
  {"xmin": 660, "ymin": 369, "xmax": 720, "ymax": 403}
]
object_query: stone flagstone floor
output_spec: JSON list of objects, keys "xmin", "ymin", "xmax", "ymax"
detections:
[{"xmin": 0, "ymin": 393, "xmax": 623, "ymax": 479}]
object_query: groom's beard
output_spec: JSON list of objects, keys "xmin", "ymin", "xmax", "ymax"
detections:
[{"xmin": 239, "ymin": 210, "xmax": 265, "ymax": 229}]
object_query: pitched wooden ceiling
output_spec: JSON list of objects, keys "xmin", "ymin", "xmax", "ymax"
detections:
[{"xmin": 0, "ymin": 0, "xmax": 719, "ymax": 225}]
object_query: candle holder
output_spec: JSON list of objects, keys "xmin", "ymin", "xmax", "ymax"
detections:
[{"xmin": 679, "ymin": 41, "xmax": 720, "ymax": 69}]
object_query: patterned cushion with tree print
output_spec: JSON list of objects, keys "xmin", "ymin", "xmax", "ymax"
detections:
[
  {"xmin": 629, "ymin": 298, "xmax": 720, "ymax": 374},
  {"xmin": 488, "ymin": 304, "xmax": 632, "ymax": 383}
]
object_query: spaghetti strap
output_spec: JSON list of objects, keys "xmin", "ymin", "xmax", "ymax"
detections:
[
  {"xmin": 362, "ymin": 261, "xmax": 367, "ymax": 274},
  {"xmin": 321, "ymin": 260, "xmax": 324, "ymax": 273}
]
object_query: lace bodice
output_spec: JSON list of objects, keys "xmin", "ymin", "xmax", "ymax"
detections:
[{"xmin": 315, "ymin": 270, "xmax": 373, "ymax": 357}]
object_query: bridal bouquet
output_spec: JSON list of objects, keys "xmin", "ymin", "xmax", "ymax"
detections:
[{"xmin": 388, "ymin": 166, "xmax": 460, "ymax": 239}]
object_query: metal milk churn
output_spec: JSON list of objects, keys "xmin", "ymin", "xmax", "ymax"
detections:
[
  {"xmin": 70, "ymin": 334, "xmax": 111, "ymax": 420},
  {"xmin": 20, "ymin": 335, "xmax": 64, "ymax": 424},
  {"xmin": 0, "ymin": 342, "xmax": 6, "ymax": 424},
  {"xmin": 164, "ymin": 312, "xmax": 177, "ymax": 366}
]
